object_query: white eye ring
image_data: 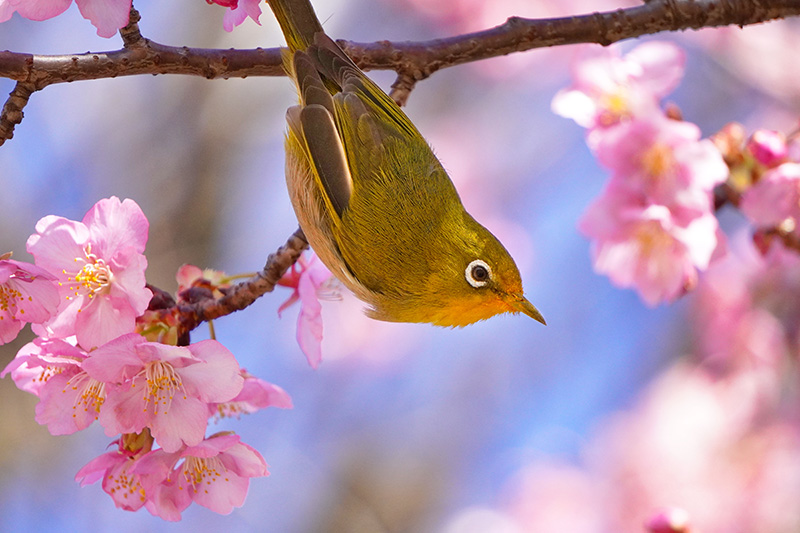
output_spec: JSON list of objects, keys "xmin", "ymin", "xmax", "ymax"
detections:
[{"xmin": 465, "ymin": 259, "xmax": 492, "ymax": 288}]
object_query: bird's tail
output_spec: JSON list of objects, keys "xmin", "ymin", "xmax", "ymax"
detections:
[{"xmin": 267, "ymin": 0, "xmax": 324, "ymax": 52}]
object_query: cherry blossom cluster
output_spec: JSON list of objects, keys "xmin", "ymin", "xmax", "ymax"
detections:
[
  {"xmin": 552, "ymin": 42, "xmax": 729, "ymax": 305},
  {"xmin": 0, "ymin": 197, "xmax": 316, "ymax": 521},
  {"xmin": 713, "ymin": 123, "xmax": 800, "ymax": 248}
]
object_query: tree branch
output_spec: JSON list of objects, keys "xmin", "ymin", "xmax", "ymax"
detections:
[
  {"xmin": 175, "ymin": 227, "xmax": 308, "ymax": 335},
  {"xmin": 1, "ymin": 1, "xmax": 797, "ymax": 88},
  {"xmin": 0, "ymin": 82, "xmax": 35, "ymax": 146}
]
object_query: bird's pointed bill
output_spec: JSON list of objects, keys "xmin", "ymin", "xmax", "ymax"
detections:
[{"xmin": 508, "ymin": 294, "xmax": 546, "ymax": 325}]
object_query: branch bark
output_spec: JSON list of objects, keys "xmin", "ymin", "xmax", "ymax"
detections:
[{"xmin": 1, "ymin": 1, "xmax": 797, "ymax": 88}]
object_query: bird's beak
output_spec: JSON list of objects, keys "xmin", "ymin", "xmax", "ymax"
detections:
[{"xmin": 508, "ymin": 294, "xmax": 546, "ymax": 325}]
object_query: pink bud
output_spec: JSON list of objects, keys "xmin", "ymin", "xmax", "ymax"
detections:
[{"xmin": 747, "ymin": 129, "xmax": 787, "ymax": 168}]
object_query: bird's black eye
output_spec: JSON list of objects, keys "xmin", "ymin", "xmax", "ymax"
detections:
[{"xmin": 465, "ymin": 259, "xmax": 492, "ymax": 288}]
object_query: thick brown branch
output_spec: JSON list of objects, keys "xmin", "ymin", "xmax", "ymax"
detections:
[
  {"xmin": 0, "ymin": 45, "xmax": 284, "ymax": 89},
  {"xmin": 343, "ymin": 0, "xmax": 800, "ymax": 78},
  {"xmin": 176, "ymin": 227, "xmax": 308, "ymax": 334},
  {"xmin": 0, "ymin": 82, "xmax": 35, "ymax": 146},
  {"xmin": 0, "ymin": 1, "xmax": 797, "ymax": 89}
]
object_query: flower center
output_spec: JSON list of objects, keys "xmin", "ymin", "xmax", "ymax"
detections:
[
  {"xmin": 140, "ymin": 361, "xmax": 186, "ymax": 415},
  {"xmin": 181, "ymin": 456, "xmax": 227, "ymax": 491},
  {"xmin": 641, "ymin": 142, "xmax": 676, "ymax": 180},
  {"xmin": 597, "ymin": 89, "xmax": 630, "ymax": 127},
  {"xmin": 65, "ymin": 371, "xmax": 106, "ymax": 418},
  {"xmin": 635, "ymin": 220, "xmax": 674, "ymax": 256},
  {"xmin": 61, "ymin": 244, "xmax": 113, "ymax": 303},
  {"xmin": 0, "ymin": 282, "xmax": 24, "ymax": 319},
  {"xmin": 106, "ymin": 460, "xmax": 146, "ymax": 504}
]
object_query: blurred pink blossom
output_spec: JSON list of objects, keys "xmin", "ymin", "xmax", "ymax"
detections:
[
  {"xmin": 693, "ymin": 235, "xmax": 800, "ymax": 373},
  {"xmin": 595, "ymin": 114, "xmax": 728, "ymax": 217},
  {"xmin": 27, "ymin": 197, "xmax": 152, "ymax": 350},
  {"xmin": 0, "ymin": 258, "xmax": 59, "ymax": 344},
  {"xmin": 552, "ymin": 41, "xmax": 685, "ymax": 132},
  {"xmin": 503, "ymin": 364, "xmax": 800, "ymax": 532},
  {"xmin": 646, "ymin": 507, "xmax": 691, "ymax": 533},
  {"xmin": 278, "ymin": 252, "xmax": 337, "ymax": 369},
  {"xmin": 133, "ymin": 433, "xmax": 268, "ymax": 521},
  {"xmin": 740, "ymin": 162, "xmax": 800, "ymax": 229},
  {"xmin": 0, "ymin": 0, "xmax": 132, "ymax": 38},
  {"xmin": 82, "ymin": 333, "xmax": 243, "ymax": 452},
  {"xmin": 579, "ymin": 187, "xmax": 721, "ymax": 305}
]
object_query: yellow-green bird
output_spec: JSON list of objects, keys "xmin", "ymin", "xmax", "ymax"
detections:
[{"xmin": 269, "ymin": 0, "xmax": 545, "ymax": 327}]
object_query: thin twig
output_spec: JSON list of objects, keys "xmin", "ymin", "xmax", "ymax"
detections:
[
  {"xmin": 175, "ymin": 227, "xmax": 308, "ymax": 334},
  {"xmin": 119, "ymin": 6, "xmax": 145, "ymax": 48}
]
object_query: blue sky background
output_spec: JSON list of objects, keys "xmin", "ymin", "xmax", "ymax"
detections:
[{"xmin": 0, "ymin": 1, "xmax": 797, "ymax": 531}]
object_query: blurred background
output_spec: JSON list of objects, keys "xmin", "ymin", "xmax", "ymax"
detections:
[{"xmin": 1, "ymin": 0, "xmax": 800, "ymax": 531}]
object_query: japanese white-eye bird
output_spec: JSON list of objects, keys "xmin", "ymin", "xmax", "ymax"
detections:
[{"xmin": 269, "ymin": 0, "xmax": 545, "ymax": 327}]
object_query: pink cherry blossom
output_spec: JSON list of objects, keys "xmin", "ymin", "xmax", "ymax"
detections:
[
  {"xmin": 595, "ymin": 114, "xmax": 729, "ymax": 217},
  {"xmin": 218, "ymin": 0, "xmax": 262, "ymax": 32},
  {"xmin": 3, "ymin": 337, "xmax": 109, "ymax": 435},
  {"xmin": 76, "ymin": 442, "xmax": 156, "ymax": 512},
  {"xmin": 0, "ymin": 258, "xmax": 59, "ymax": 344},
  {"xmin": 209, "ymin": 371, "xmax": 292, "ymax": 419},
  {"xmin": 27, "ymin": 197, "xmax": 152, "ymax": 350},
  {"xmin": 0, "ymin": 0, "xmax": 132, "ymax": 38},
  {"xmin": 278, "ymin": 252, "xmax": 337, "ymax": 369},
  {"xmin": 552, "ymin": 41, "xmax": 685, "ymax": 131},
  {"xmin": 134, "ymin": 433, "xmax": 268, "ymax": 520},
  {"xmin": 579, "ymin": 187, "xmax": 721, "ymax": 305},
  {"xmin": 740, "ymin": 162, "xmax": 800, "ymax": 228},
  {"xmin": 82, "ymin": 333, "xmax": 244, "ymax": 452},
  {"xmin": 1, "ymin": 336, "xmax": 84, "ymax": 396}
]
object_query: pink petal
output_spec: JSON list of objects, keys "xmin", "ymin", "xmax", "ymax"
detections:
[
  {"xmin": 0, "ymin": 319, "xmax": 24, "ymax": 344},
  {"xmin": 191, "ymin": 469, "xmax": 250, "ymax": 514},
  {"xmin": 222, "ymin": 0, "xmax": 261, "ymax": 31},
  {"xmin": 83, "ymin": 197, "xmax": 148, "ymax": 258},
  {"xmin": 296, "ymin": 268, "xmax": 323, "ymax": 368},
  {"xmin": 75, "ymin": 450, "xmax": 121, "ymax": 487},
  {"xmin": 218, "ymin": 441, "xmax": 268, "ymax": 478},
  {"xmin": 0, "ymin": 0, "xmax": 16, "ymax": 22},
  {"xmin": 241, "ymin": 378, "xmax": 293, "ymax": 410},
  {"xmin": 148, "ymin": 396, "xmax": 209, "ymax": 453},
  {"xmin": 108, "ymin": 246, "xmax": 152, "ymax": 313},
  {"xmin": 35, "ymin": 369, "xmax": 101, "ymax": 434},
  {"xmin": 625, "ymin": 41, "xmax": 686, "ymax": 98},
  {"xmin": 74, "ymin": 294, "xmax": 137, "ymax": 350},
  {"xmin": 13, "ymin": 0, "xmax": 71, "ymax": 21},
  {"xmin": 183, "ymin": 433, "xmax": 240, "ymax": 458},
  {"xmin": 27, "ymin": 215, "xmax": 90, "ymax": 277},
  {"xmin": 179, "ymin": 340, "xmax": 243, "ymax": 403},
  {"xmin": 144, "ymin": 480, "xmax": 190, "ymax": 522},
  {"xmin": 98, "ymin": 379, "xmax": 149, "ymax": 436},
  {"xmin": 75, "ymin": 0, "xmax": 131, "ymax": 38}
]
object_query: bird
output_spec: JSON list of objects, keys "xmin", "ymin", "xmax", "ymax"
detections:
[{"xmin": 268, "ymin": 0, "xmax": 545, "ymax": 327}]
